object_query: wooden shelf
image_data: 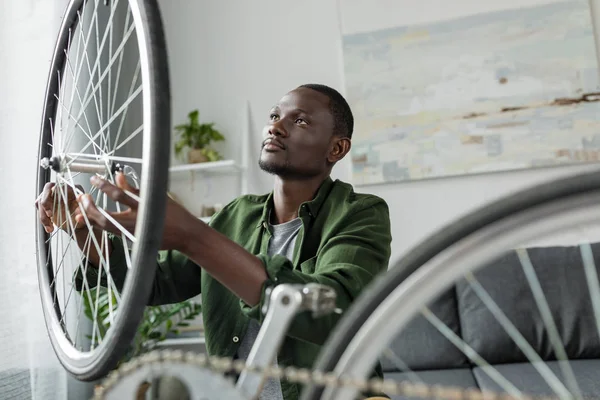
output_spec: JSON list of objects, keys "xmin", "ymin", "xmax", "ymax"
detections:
[{"xmin": 169, "ymin": 159, "xmax": 242, "ymax": 174}]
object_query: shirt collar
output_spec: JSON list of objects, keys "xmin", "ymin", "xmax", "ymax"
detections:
[{"xmin": 256, "ymin": 176, "xmax": 335, "ymax": 228}]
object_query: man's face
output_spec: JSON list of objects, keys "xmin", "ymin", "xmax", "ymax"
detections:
[{"xmin": 259, "ymin": 87, "xmax": 336, "ymax": 179}]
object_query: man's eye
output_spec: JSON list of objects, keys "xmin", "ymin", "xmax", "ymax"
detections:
[
  {"xmin": 295, "ymin": 118, "xmax": 307, "ymax": 125},
  {"xmin": 269, "ymin": 114, "xmax": 279, "ymax": 121}
]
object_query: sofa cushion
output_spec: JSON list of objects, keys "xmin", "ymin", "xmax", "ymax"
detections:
[
  {"xmin": 381, "ymin": 289, "xmax": 468, "ymax": 372},
  {"xmin": 472, "ymin": 359, "xmax": 600, "ymax": 396},
  {"xmin": 457, "ymin": 244, "xmax": 600, "ymax": 365},
  {"xmin": 384, "ymin": 368, "xmax": 478, "ymax": 400}
]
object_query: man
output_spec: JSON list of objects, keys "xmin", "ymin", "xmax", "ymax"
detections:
[{"xmin": 37, "ymin": 84, "xmax": 392, "ymax": 399}]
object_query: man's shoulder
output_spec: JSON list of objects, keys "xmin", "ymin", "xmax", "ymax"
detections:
[
  {"xmin": 328, "ymin": 179, "xmax": 388, "ymax": 211},
  {"xmin": 207, "ymin": 193, "xmax": 269, "ymax": 231},
  {"xmin": 226, "ymin": 192, "xmax": 270, "ymax": 211}
]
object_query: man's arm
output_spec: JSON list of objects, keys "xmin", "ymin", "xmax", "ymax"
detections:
[{"xmin": 74, "ymin": 233, "xmax": 202, "ymax": 306}]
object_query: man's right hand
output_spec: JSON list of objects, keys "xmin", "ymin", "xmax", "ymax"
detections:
[
  {"xmin": 36, "ymin": 182, "xmax": 86, "ymax": 234},
  {"xmin": 36, "ymin": 181, "xmax": 107, "ymax": 268}
]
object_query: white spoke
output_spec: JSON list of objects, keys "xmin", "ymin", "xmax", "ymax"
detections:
[
  {"xmin": 71, "ymin": 234, "xmax": 92, "ymax": 349},
  {"xmin": 63, "ymin": 49, "xmax": 98, "ymax": 153},
  {"xmin": 421, "ymin": 307, "xmax": 523, "ymax": 398},
  {"xmin": 516, "ymin": 249, "xmax": 583, "ymax": 399},
  {"xmin": 61, "ymin": 2, "xmax": 99, "ymax": 153},
  {"xmin": 579, "ymin": 243, "xmax": 600, "ymax": 350},
  {"xmin": 110, "ymin": 61, "xmax": 141, "ymax": 154},
  {"xmin": 113, "ymin": 123, "xmax": 143, "ymax": 153},
  {"xmin": 106, "ymin": 169, "xmax": 134, "ymax": 272},
  {"xmin": 56, "ymin": 71, "xmax": 66, "ymax": 153},
  {"xmin": 95, "ymin": 207, "xmax": 136, "ymax": 243},
  {"xmin": 54, "ymin": 181, "xmax": 93, "ymax": 332},
  {"xmin": 60, "ymin": 169, "xmax": 123, "ymax": 304},
  {"xmin": 77, "ymin": 84, "xmax": 142, "ymax": 155},
  {"xmin": 382, "ymin": 349, "xmax": 423, "ymax": 384},
  {"xmin": 54, "ymin": 94, "xmax": 105, "ymax": 155},
  {"xmin": 57, "ymin": 31, "xmax": 70, "ymax": 154},
  {"xmin": 69, "ymin": 20, "xmax": 135, "ymax": 137},
  {"xmin": 109, "ymin": 7, "xmax": 131, "ymax": 119},
  {"xmin": 104, "ymin": 0, "xmax": 115, "ymax": 152},
  {"xmin": 465, "ymin": 272, "xmax": 571, "ymax": 399},
  {"xmin": 94, "ymin": 2, "xmax": 107, "ymax": 152},
  {"xmin": 75, "ymin": 14, "xmax": 105, "ymax": 156},
  {"xmin": 63, "ymin": 9, "xmax": 86, "ymax": 151},
  {"xmin": 68, "ymin": 0, "xmax": 122, "ymax": 126},
  {"xmin": 101, "ymin": 190, "xmax": 115, "ymax": 327},
  {"xmin": 55, "ymin": 184, "xmax": 67, "ymax": 328},
  {"xmin": 91, "ymin": 259, "xmax": 104, "ymax": 348},
  {"xmin": 49, "ymin": 118, "xmax": 56, "ymax": 153}
]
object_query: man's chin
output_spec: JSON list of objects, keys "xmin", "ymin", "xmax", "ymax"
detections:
[{"xmin": 258, "ymin": 159, "xmax": 287, "ymax": 176}]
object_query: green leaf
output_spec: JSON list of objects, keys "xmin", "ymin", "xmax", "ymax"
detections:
[{"xmin": 148, "ymin": 331, "xmax": 162, "ymax": 340}]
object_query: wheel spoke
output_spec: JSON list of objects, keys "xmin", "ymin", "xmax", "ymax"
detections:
[
  {"xmin": 63, "ymin": 48, "xmax": 99, "ymax": 155},
  {"xmin": 67, "ymin": 19, "xmax": 135, "ymax": 146},
  {"xmin": 109, "ymin": 60, "xmax": 141, "ymax": 154},
  {"xmin": 579, "ymin": 243, "xmax": 600, "ymax": 345},
  {"xmin": 109, "ymin": 7, "xmax": 131, "ymax": 118},
  {"xmin": 62, "ymin": 9, "xmax": 86, "ymax": 154},
  {"xmin": 381, "ymin": 349, "xmax": 423, "ymax": 384},
  {"xmin": 76, "ymin": 84, "xmax": 142, "ymax": 156},
  {"xmin": 62, "ymin": 2, "xmax": 101, "ymax": 154},
  {"xmin": 464, "ymin": 271, "xmax": 571, "ymax": 399},
  {"xmin": 516, "ymin": 249, "xmax": 583, "ymax": 399},
  {"xmin": 112, "ymin": 123, "xmax": 143, "ymax": 154},
  {"xmin": 421, "ymin": 307, "xmax": 523, "ymax": 398},
  {"xmin": 54, "ymin": 93, "xmax": 105, "ymax": 155}
]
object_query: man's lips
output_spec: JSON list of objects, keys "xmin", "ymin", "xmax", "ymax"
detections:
[{"xmin": 263, "ymin": 139, "xmax": 285, "ymax": 150}]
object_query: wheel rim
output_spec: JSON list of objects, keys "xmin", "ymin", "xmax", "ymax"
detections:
[
  {"xmin": 35, "ymin": 0, "xmax": 170, "ymax": 381},
  {"xmin": 319, "ymin": 191, "xmax": 600, "ymax": 400}
]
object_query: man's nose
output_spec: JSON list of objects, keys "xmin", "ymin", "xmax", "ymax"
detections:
[{"xmin": 268, "ymin": 120, "xmax": 288, "ymax": 137}]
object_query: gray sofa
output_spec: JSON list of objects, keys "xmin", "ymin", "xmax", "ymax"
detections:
[{"xmin": 383, "ymin": 244, "xmax": 600, "ymax": 398}]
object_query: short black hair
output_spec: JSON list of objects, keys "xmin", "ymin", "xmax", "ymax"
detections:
[{"xmin": 299, "ymin": 83, "xmax": 354, "ymax": 139}]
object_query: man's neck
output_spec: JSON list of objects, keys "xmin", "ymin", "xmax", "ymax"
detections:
[{"xmin": 271, "ymin": 175, "xmax": 328, "ymax": 224}]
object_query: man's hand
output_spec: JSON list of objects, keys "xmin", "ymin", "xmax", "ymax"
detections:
[
  {"xmin": 36, "ymin": 182, "xmax": 86, "ymax": 234},
  {"xmin": 77, "ymin": 173, "xmax": 198, "ymax": 251}
]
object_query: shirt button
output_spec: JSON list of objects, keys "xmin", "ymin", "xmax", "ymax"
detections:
[{"xmin": 233, "ymin": 336, "xmax": 239, "ymax": 343}]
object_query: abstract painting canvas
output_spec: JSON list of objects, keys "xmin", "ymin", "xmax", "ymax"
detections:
[{"xmin": 342, "ymin": 0, "xmax": 600, "ymax": 185}]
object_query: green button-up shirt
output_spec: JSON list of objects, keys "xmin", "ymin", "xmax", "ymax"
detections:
[{"xmin": 84, "ymin": 176, "xmax": 392, "ymax": 399}]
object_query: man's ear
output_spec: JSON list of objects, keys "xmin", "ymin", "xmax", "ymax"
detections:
[{"xmin": 327, "ymin": 136, "xmax": 351, "ymax": 164}]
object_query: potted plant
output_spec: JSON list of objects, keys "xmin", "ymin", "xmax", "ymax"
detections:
[{"xmin": 174, "ymin": 109, "xmax": 225, "ymax": 164}]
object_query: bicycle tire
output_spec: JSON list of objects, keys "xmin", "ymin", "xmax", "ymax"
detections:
[
  {"xmin": 35, "ymin": 0, "xmax": 170, "ymax": 381},
  {"xmin": 302, "ymin": 168, "xmax": 600, "ymax": 400}
]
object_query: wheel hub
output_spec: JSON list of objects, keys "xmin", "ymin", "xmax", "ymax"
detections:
[{"xmin": 40, "ymin": 155, "xmax": 123, "ymax": 175}]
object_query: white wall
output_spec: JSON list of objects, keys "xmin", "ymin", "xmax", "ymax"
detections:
[
  {"xmin": 159, "ymin": 0, "xmax": 600, "ymax": 263},
  {"xmin": 0, "ymin": 0, "xmax": 81, "ymax": 398}
]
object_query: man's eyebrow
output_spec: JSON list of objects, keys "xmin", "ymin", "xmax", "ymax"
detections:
[{"xmin": 270, "ymin": 106, "xmax": 311, "ymax": 115}]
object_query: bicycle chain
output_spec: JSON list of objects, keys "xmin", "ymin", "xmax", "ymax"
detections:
[{"xmin": 92, "ymin": 349, "xmax": 562, "ymax": 400}]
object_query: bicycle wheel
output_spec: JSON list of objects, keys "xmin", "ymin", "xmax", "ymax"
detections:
[
  {"xmin": 35, "ymin": 0, "xmax": 170, "ymax": 381},
  {"xmin": 303, "ymin": 169, "xmax": 600, "ymax": 400}
]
